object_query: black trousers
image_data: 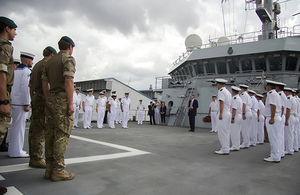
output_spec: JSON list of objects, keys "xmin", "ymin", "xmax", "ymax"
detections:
[
  {"xmin": 161, "ymin": 114, "xmax": 165, "ymax": 123},
  {"xmin": 150, "ymin": 115, "xmax": 155, "ymax": 125},
  {"xmin": 189, "ymin": 114, "xmax": 195, "ymax": 130}
]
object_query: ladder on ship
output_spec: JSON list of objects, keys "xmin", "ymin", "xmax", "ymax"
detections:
[{"xmin": 173, "ymin": 76, "xmax": 198, "ymax": 127}]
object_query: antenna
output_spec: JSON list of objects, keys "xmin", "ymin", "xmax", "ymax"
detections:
[{"xmin": 128, "ymin": 77, "xmax": 131, "ymax": 86}]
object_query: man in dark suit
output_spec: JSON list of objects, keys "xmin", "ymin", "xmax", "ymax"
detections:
[
  {"xmin": 148, "ymin": 101, "xmax": 155, "ymax": 125},
  {"xmin": 188, "ymin": 94, "xmax": 198, "ymax": 132}
]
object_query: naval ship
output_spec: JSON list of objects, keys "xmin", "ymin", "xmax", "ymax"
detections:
[{"xmin": 155, "ymin": 0, "xmax": 300, "ymax": 129}]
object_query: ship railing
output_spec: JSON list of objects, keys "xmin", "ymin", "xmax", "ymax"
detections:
[{"xmin": 173, "ymin": 25, "xmax": 300, "ymax": 66}]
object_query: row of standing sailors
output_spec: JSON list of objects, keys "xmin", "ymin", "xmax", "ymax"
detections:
[{"xmin": 214, "ymin": 78, "xmax": 300, "ymax": 163}]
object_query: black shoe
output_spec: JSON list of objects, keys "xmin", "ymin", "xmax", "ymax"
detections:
[
  {"xmin": 0, "ymin": 187, "xmax": 7, "ymax": 195},
  {"xmin": 188, "ymin": 129, "xmax": 194, "ymax": 132}
]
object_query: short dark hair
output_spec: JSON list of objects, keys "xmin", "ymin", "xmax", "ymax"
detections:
[
  {"xmin": 58, "ymin": 39, "xmax": 72, "ymax": 50},
  {"xmin": 0, "ymin": 23, "xmax": 6, "ymax": 33},
  {"xmin": 43, "ymin": 48, "xmax": 52, "ymax": 57},
  {"xmin": 267, "ymin": 83, "xmax": 276, "ymax": 89},
  {"xmin": 277, "ymin": 85, "xmax": 284, "ymax": 91}
]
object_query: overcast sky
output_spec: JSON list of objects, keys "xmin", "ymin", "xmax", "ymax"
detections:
[{"xmin": 1, "ymin": 0, "xmax": 300, "ymax": 90}]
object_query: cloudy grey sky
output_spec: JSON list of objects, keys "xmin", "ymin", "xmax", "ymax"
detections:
[{"xmin": 1, "ymin": 0, "xmax": 300, "ymax": 90}]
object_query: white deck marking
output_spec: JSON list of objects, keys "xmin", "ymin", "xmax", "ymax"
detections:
[
  {"xmin": 0, "ymin": 135, "xmax": 150, "ymax": 174},
  {"xmin": 0, "ymin": 175, "xmax": 4, "ymax": 180},
  {"xmin": 5, "ymin": 186, "xmax": 23, "ymax": 195}
]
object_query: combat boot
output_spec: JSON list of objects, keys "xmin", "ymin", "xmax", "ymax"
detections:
[
  {"xmin": 51, "ymin": 170, "xmax": 75, "ymax": 182},
  {"xmin": 29, "ymin": 159, "xmax": 47, "ymax": 168},
  {"xmin": 44, "ymin": 166, "xmax": 53, "ymax": 180}
]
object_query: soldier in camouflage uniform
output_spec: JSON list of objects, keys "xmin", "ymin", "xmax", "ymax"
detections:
[
  {"xmin": 28, "ymin": 46, "xmax": 57, "ymax": 168},
  {"xmin": 42, "ymin": 36, "xmax": 76, "ymax": 182},
  {"xmin": 0, "ymin": 16, "xmax": 17, "ymax": 195}
]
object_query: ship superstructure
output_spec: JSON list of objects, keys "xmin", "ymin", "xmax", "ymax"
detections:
[{"xmin": 155, "ymin": 0, "xmax": 300, "ymax": 128}]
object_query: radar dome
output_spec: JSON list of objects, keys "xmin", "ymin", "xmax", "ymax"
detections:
[
  {"xmin": 185, "ymin": 34, "xmax": 202, "ymax": 52},
  {"xmin": 217, "ymin": 36, "xmax": 230, "ymax": 46}
]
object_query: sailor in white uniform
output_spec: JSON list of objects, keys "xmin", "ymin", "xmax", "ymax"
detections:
[
  {"xmin": 264, "ymin": 80, "xmax": 282, "ymax": 163},
  {"xmin": 83, "ymin": 89, "xmax": 94, "ymax": 129},
  {"xmin": 73, "ymin": 86, "xmax": 81, "ymax": 128},
  {"xmin": 116, "ymin": 98, "xmax": 122, "ymax": 124},
  {"xmin": 239, "ymin": 84, "xmax": 252, "ymax": 149},
  {"xmin": 96, "ymin": 91, "xmax": 106, "ymax": 128},
  {"xmin": 229, "ymin": 86, "xmax": 242, "ymax": 151},
  {"xmin": 107, "ymin": 91, "xmax": 116, "ymax": 122},
  {"xmin": 108, "ymin": 94, "xmax": 118, "ymax": 129},
  {"xmin": 275, "ymin": 82, "xmax": 287, "ymax": 158},
  {"xmin": 208, "ymin": 94, "xmax": 218, "ymax": 132},
  {"xmin": 256, "ymin": 94, "xmax": 265, "ymax": 144},
  {"xmin": 137, "ymin": 99, "xmax": 145, "ymax": 124},
  {"xmin": 154, "ymin": 100, "xmax": 161, "ymax": 125},
  {"xmin": 9, "ymin": 52, "xmax": 35, "ymax": 157},
  {"xmin": 248, "ymin": 90, "xmax": 259, "ymax": 147},
  {"xmin": 292, "ymin": 89, "xmax": 299, "ymax": 152},
  {"xmin": 121, "ymin": 92, "xmax": 131, "ymax": 128},
  {"xmin": 215, "ymin": 78, "xmax": 232, "ymax": 155},
  {"xmin": 283, "ymin": 87, "xmax": 296, "ymax": 155}
]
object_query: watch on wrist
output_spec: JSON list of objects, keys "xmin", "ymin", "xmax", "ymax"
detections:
[{"xmin": 0, "ymin": 99, "xmax": 9, "ymax": 105}]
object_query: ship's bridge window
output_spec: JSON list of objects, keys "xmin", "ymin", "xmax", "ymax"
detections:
[
  {"xmin": 255, "ymin": 57, "xmax": 266, "ymax": 71},
  {"xmin": 217, "ymin": 61, "xmax": 227, "ymax": 74},
  {"xmin": 241, "ymin": 59, "xmax": 252, "ymax": 72},
  {"xmin": 228, "ymin": 59, "xmax": 239, "ymax": 73},
  {"xmin": 286, "ymin": 56, "xmax": 298, "ymax": 71},
  {"xmin": 269, "ymin": 55, "xmax": 282, "ymax": 71},
  {"xmin": 195, "ymin": 62, "xmax": 205, "ymax": 75},
  {"xmin": 189, "ymin": 63, "xmax": 195, "ymax": 77},
  {"xmin": 205, "ymin": 62, "xmax": 215, "ymax": 75}
]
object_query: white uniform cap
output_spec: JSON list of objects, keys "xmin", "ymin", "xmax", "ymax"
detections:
[
  {"xmin": 215, "ymin": 78, "xmax": 228, "ymax": 84},
  {"xmin": 20, "ymin": 52, "xmax": 35, "ymax": 60},
  {"xmin": 292, "ymin": 89, "xmax": 296, "ymax": 93},
  {"xmin": 99, "ymin": 92, "xmax": 104, "ymax": 95},
  {"xmin": 248, "ymin": 90, "xmax": 256, "ymax": 94},
  {"xmin": 231, "ymin": 86, "xmax": 241, "ymax": 92},
  {"xmin": 256, "ymin": 94, "xmax": 263, "ymax": 98},
  {"xmin": 212, "ymin": 94, "xmax": 217, "ymax": 97},
  {"xmin": 284, "ymin": 87, "xmax": 292, "ymax": 92},
  {"xmin": 276, "ymin": 82, "xmax": 286, "ymax": 86},
  {"xmin": 266, "ymin": 80, "xmax": 278, "ymax": 85},
  {"xmin": 239, "ymin": 84, "xmax": 249, "ymax": 89},
  {"xmin": 293, "ymin": 88, "xmax": 298, "ymax": 92},
  {"xmin": 87, "ymin": 88, "xmax": 93, "ymax": 92}
]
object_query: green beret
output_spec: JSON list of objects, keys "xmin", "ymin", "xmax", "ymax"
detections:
[
  {"xmin": 60, "ymin": 36, "xmax": 75, "ymax": 47},
  {"xmin": 45, "ymin": 46, "xmax": 57, "ymax": 54},
  {"xmin": 0, "ymin": 16, "xmax": 17, "ymax": 28}
]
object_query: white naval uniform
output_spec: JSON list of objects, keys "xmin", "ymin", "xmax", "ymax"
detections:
[
  {"xmin": 9, "ymin": 64, "xmax": 31, "ymax": 157},
  {"xmin": 109, "ymin": 99, "xmax": 118, "ymax": 128},
  {"xmin": 264, "ymin": 89, "xmax": 282, "ymax": 162},
  {"xmin": 295, "ymin": 96, "xmax": 300, "ymax": 151},
  {"xmin": 137, "ymin": 103, "xmax": 145, "ymax": 124},
  {"xmin": 257, "ymin": 99, "xmax": 265, "ymax": 144},
  {"xmin": 154, "ymin": 103, "xmax": 160, "ymax": 125},
  {"xmin": 284, "ymin": 95, "xmax": 296, "ymax": 154},
  {"xmin": 278, "ymin": 91, "xmax": 287, "ymax": 157},
  {"xmin": 209, "ymin": 100, "xmax": 218, "ymax": 132},
  {"xmin": 73, "ymin": 91, "xmax": 81, "ymax": 127},
  {"xmin": 83, "ymin": 95, "xmax": 94, "ymax": 128},
  {"xmin": 240, "ymin": 91, "xmax": 252, "ymax": 147},
  {"xmin": 96, "ymin": 97, "xmax": 106, "ymax": 128},
  {"xmin": 121, "ymin": 97, "xmax": 131, "ymax": 128},
  {"xmin": 250, "ymin": 95, "xmax": 259, "ymax": 146},
  {"xmin": 116, "ymin": 101, "xmax": 122, "ymax": 123},
  {"xmin": 217, "ymin": 87, "xmax": 232, "ymax": 153},
  {"xmin": 230, "ymin": 94, "xmax": 242, "ymax": 150}
]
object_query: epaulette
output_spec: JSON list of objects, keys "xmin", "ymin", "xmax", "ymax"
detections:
[
  {"xmin": 241, "ymin": 93, "xmax": 244, "ymax": 95},
  {"xmin": 234, "ymin": 97, "xmax": 236, "ymax": 99},
  {"xmin": 279, "ymin": 93, "xmax": 281, "ymax": 96},
  {"xmin": 269, "ymin": 91, "xmax": 272, "ymax": 94},
  {"xmin": 220, "ymin": 89, "xmax": 223, "ymax": 91},
  {"xmin": 288, "ymin": 97, "xmax": 290, "ymax": 99}
]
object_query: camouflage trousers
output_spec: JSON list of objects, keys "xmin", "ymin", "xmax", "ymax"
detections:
[
  {"xmin": 28, "ymin": 92, "xmax": 46, "ymax": 160},
  {"xmin": 0, "ymin": 92, "xmax": 11, "ymax": 144},
  {"xmin": 45, "ymin": 92, "xmax": 73, "ymax": 171}
]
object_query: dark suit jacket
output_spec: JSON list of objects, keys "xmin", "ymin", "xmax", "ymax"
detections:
[
  {"xmin": 188, "ymin": 99, "xmax": 198, "ymax": 116},
  {"xmin": 148, "ymin": 104, "xmax": 155, "ymax": 116}
]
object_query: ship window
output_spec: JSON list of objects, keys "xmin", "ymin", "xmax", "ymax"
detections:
[
  {"xmin": 195, "ymin": 62, "xmax": 205, "ymax": 75},
  {"xmin": 286, "ymin": 56, "xmax": 298, "ymax": 71},
  {"xmin": 269, "ymin": 56, "xmax": 282, "ymax": 71},
  {"xmin": 217, "ymin": 61, "xmax": 227, "ymax": 74},
  {"xmin": 255, "ymin": 58, "xmax": 266, "ymax": 71},
  {"xmin": 205, "ymin": 62, "xmax": 215, "ymax": 74},
  {"xmin": 189, "ymin": 64, "xmax": 195, "ymax": 77},
  {"xmin": 241, "ymin": 59, "xmax": 252, "ymax": 71},
  {"xmin": 228, "ymin": 59, "xmax": 239, "ymax": 73}
]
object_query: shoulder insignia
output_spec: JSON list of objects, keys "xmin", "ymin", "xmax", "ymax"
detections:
[
  {"xmin": 220, "ymin": 89, "xmax": 223, "ymax": 91},
  {"xmin": 241, "ymin": 93, "xmax": 244, "ymax": 95},
  {"xmin": 288, "ymin": 97, "xmax": 290, "ymax": 99},
  {"xmin": 279, "ymin": 93, "xmax": 281, "ymax": 96},
  {"xmin": 234, "ymin": 97, "xmax": 236, "ymax": 99},
  {"xmin": 269, "ymin": 91, "xmax": 272, "ymax": 94}
]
